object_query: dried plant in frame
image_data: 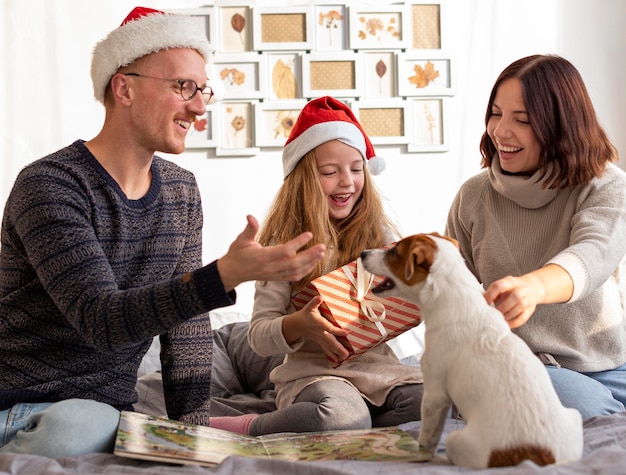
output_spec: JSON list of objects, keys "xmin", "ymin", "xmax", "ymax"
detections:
[
  {"xmin": 315, "ymin": 5, "xmax": 346, "ymax": 51},
  {"xmin": 348, "ymin": 5, "xmax": 409, "ymax": 49},
  {"xmin": 254, "ymin": 100, "xmax": 307, "ymax": 147},
  {"xmin": 397, "ymin": 52, "xmax": 454, "ymax": 97},
  {"xmin": 185, "ymin": 105, "xmax": 218, "ymax": 149},
  {"xmin": 267, "ymin": 53, "xmax": 301, "ymax": 100},
  {"xmin": 407, "ymin": 98, "xmax": 448, "ymax": 152},
  {"xmin": 213, "ymin": 53, "xmax": 266, "ymax": 100},
  {"xmin": 216, "ymin": 101, "xmax": 259, "ymax": 156},
  {"xmin": 363, "ymin": 51, "xmax": 396, "ymax": 98},
  {"xmin": 219, "ymin": 5, "xmax": 251, "ymax": 52}
]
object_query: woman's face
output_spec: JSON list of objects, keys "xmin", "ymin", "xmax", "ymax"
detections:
[
  {"xmin": 487, "ymin": 78, "xmax": 541, "ymax": 175},
  {"xmin": 315, "ymin": 140, "xmax": 365, "ymax": 220}
]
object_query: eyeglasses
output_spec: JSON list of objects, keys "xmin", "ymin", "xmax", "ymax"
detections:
[{"xmin": 124, "ymin": 73, "xmax": 214, "ymax": 105}]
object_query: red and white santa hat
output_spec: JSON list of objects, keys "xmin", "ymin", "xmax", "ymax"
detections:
[
  {"xmin": 90, "ymin": 6, "xmax": 212, "ymax": 104},
  {"xmin": 282, "ymin": 96, "xmax": 386, "ymax": 178}
]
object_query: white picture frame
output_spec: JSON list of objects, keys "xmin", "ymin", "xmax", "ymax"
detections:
[
  {"xmin": 301, "ymin": 52, "xmax": 362, "ymax": 99},
  {"xmin": 185, "ymin": 104, "xmax": 219, "ymax": 149},
  {"xmin": 216, "ymin": 101, "xmax": 260, "ymax": 156},
  {"xmin": 406, "ymin": 0, "xmax": 444, "ymax": 50},
  {"xmin": 216, "ymin": 4, "xmax": 253, "ymax": 53},
  {"xmin": 406, "ymin": 97, "xmax": 448, "ymax": 152},
  {"xmin": 254, "ymin": 100, "xmax": 307, "ymax": 148},
  {"xmin": 348, "ymin": 5, "xmax": 409, "ymax": 50},
  {"xmin": 351, "ymin": 99, "xmax": 410, "ymax": 145},
  {"xmin": 166, "ymin": 7, "xmax": 215, "ymax": 46},
  {"xmin": 212, "ymin": 53, "xmax": 266, "ymax": 100},
  {"xmin": 252, "ymin": 6, "xmax": 314, "ymax": 51},
  {"xmin": 362, "ymin": 51, "xmax": 396, "ymax": 99},
  {"xmin": 314, "ymin": 4, "xmax": 347, "ymax": 51},
  {"xmin": 266, "ymin": 52, "xmax": 302, "ymax": 100},
  {"xmin": 397, "ymin": 51, "xmax": 454, "ymax": 97}
]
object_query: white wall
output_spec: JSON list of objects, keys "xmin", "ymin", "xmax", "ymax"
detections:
[{"xmin": 1, "ymin": 1, "xmax": 624, "ymax": 314}]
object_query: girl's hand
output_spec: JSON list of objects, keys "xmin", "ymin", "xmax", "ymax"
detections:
[{"xmin": 283, "ymin": 296, "xmax": 350, "ymax": 364}]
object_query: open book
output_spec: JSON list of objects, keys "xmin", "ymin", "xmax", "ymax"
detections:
[{"xmin": 114, "ymin": 411, "xmax": 422, "ymax": 466}]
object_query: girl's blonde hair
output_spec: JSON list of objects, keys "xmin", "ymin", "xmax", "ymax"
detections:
[{"xmin": 258, "ymin": 150, "xmax": 399, "ymax": 291}]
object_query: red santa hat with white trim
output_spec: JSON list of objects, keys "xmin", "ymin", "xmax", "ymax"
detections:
[
  {"xmin": 282, "ymin": 96, "xmax": 386, "ymax": 178},
  {"xmin": 90, "ymin": 6, "xmax": 212, "ymax": 104}
]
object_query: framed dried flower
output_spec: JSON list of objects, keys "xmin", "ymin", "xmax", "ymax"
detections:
[{"xmin": 348, "ymin": 5, "xmax": 409, "ymax": 50}]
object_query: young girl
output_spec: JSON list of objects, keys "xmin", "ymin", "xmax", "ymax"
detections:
[
  {"xmin": 446, "ymin": 55, "xmax": 626, "ymax": 419},
  {"xmin": 210, "ymin": 96, "xmax": 423, "ymax": 435}
]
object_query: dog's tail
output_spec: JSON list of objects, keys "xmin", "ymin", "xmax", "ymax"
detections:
[{"xmin": 488, "ymin": 445, "xmax": 555, "ymax": 468}]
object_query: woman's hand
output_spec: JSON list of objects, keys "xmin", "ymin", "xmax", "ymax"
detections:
[
  {"xmin": 282, "ymin": 296, "xmax": 350, "ymax": 364},
  {"xmin": 483, "ymin": 264, "xmax": 574, "ymax": 329}
]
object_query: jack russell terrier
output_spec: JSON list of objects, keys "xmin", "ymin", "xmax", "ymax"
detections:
[{"xmin": 360, "ymin": 233, "xmax": 583, "ymax": 469}]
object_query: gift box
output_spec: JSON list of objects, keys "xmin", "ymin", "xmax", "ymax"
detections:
[{"xmin": 291, "ymin": 257, "xmax": 422, "ymax": 367}]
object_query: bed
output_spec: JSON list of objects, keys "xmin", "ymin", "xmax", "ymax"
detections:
[{"xmin": 1, "ymin": 313, "xmax": 626, "ymax": 475}]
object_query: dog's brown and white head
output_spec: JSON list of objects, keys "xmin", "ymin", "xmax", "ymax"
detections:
[{"xmin": 360, "ymin": 233, "xmax": 459, "ymax": 304}]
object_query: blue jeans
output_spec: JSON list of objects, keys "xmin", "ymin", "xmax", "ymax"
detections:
[
  {"xmin": 546, "ymin": 362, "xmax": 626, "ymax": 420},
  {"xmin": 0, "ymin": 399, "xmax": 120, "ymax": 457}
]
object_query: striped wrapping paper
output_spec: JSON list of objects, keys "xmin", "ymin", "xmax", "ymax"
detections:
[{"xmin": 292, "ymin": 257, "xmax": 422, "ymax": 367}]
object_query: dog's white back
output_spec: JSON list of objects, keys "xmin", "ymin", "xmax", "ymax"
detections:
[{"xmin": 361, "ymin": 234, "xmax": 583, "ymax": 469}]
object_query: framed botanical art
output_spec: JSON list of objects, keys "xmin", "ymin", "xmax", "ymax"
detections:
[
  {"xmin": 217, "ymin": 4, "xmax": 252, "ymax": 53},
  {"xmin": 166, "ymin": 7, "xmax": 214, "ymax": 45},
  {"xmin": 397, "ymin": 51, "xmax": 453, "ymax": 97},
  {"xmin": 254, "ymin": 100, "xmax": 307, "ymax": 148},
  {"xmin": 185, "ymin": 104, "xmax": 218, "ymax": 149},
  {"xmin": 267, "ymin": 52, "xmax": 302, "ymax": 100},
  {"xmin": 216, "ymin": 101, "xmax": 260, "ymax": 156},
  {"xmin": 362, "ymin": 51, "xmax": 396, "ymax": 99},
  {"xmin": 348, "ymin": 5, "xmax": 409, "ymax": 50},
  {"xmin": 407, "ymin": 97, "xmax": 448, "ymax": 152},
  {"xmin": 302, "ymin": 52, "xmax": 362, "ymax": 98},
  {"xmin": 351, "ymin": 99, "xmax": 410, "ymax": 145},
  {"xmin": 212, "ymin": 53, "xmax": 266, "ymax": 100},
  {"xmin": 252, "ymin": 6, "xmax": 314, "ymax": 51},
  {"xmin": 407, "ymin": 1, "xmax": 443, "ymax": 49},
  {"xmin": 314, "ymin": 4, "xmax": 347, "ymax": 51}
]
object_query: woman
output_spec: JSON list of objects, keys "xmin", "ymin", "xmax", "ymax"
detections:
[{"xmin": 445, "ymin": 54, "xmax": 626, "ymax": 419}]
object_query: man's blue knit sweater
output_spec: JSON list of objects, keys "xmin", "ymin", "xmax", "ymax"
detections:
[{"xmin": 0, "ymin": 140, "xmax": 234, "ymax": 425}]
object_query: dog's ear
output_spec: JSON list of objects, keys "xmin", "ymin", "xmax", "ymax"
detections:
[
  {"xmin": 404, "ymin": 242, "xmax": 437, "ymax": 283},
  {"xmin": 430, "ymin": 232, "xmax": 459, "ymax": 249}
]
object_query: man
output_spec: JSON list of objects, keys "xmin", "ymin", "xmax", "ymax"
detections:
[{"xmin": 0, "ymin": 7, "xmax": 324, "ymax": 458}]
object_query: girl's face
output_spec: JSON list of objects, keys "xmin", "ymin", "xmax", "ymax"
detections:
[
  {"xmin": 315, "ymin": 140, "xmax": 365, "ymax": 220},
  {"xmin": 487, "ymin": 78, "xmax": 541, "ymax": 175}
]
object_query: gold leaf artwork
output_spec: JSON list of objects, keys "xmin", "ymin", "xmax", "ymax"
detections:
[{"xmin": 272, "ymin": 59, "xmax": 297, "ymax": 99}]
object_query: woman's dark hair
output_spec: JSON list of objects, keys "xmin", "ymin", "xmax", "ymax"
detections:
[{"xmin": 479, "ymin": 54, "xmax": 617, "ymax": 188}]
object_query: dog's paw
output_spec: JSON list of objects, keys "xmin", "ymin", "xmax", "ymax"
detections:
[{"xmin": 414, "ymin": 446, "xmax": 434, "ymax": 462}]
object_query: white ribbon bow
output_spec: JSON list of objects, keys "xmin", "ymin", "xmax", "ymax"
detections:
[{"xmin": 341, "ymin": 258, "xmax": 388, "ymax": 338}]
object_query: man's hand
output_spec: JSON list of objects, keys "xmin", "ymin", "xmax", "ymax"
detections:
[{"xmin": 217, "ymin": 215, "xmax": 326, "ymax": 292}]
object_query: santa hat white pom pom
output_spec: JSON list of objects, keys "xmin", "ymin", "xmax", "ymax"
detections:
[{"xmin": 367, "ymin": 155, "xmax": 386, "ymax": 175}]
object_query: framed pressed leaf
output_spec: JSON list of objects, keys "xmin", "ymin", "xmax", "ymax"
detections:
[
  {"xmin": 362, "ymin": 51, "xmax": 396, "ymax": 98},
  {"xmin": 397, "ymin": 51, "xmax": 454, "ymax": 97},
  {"xmin": 185, "ymin": 104, "xmax": 219, "ymax": 149},
  {"xmin": 218, "ymin": 5, "xmax": 252, "ymax": 53},
  {"xmin": 267, "ymin": 52, "xmax": 302, "ymax": 100}
]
